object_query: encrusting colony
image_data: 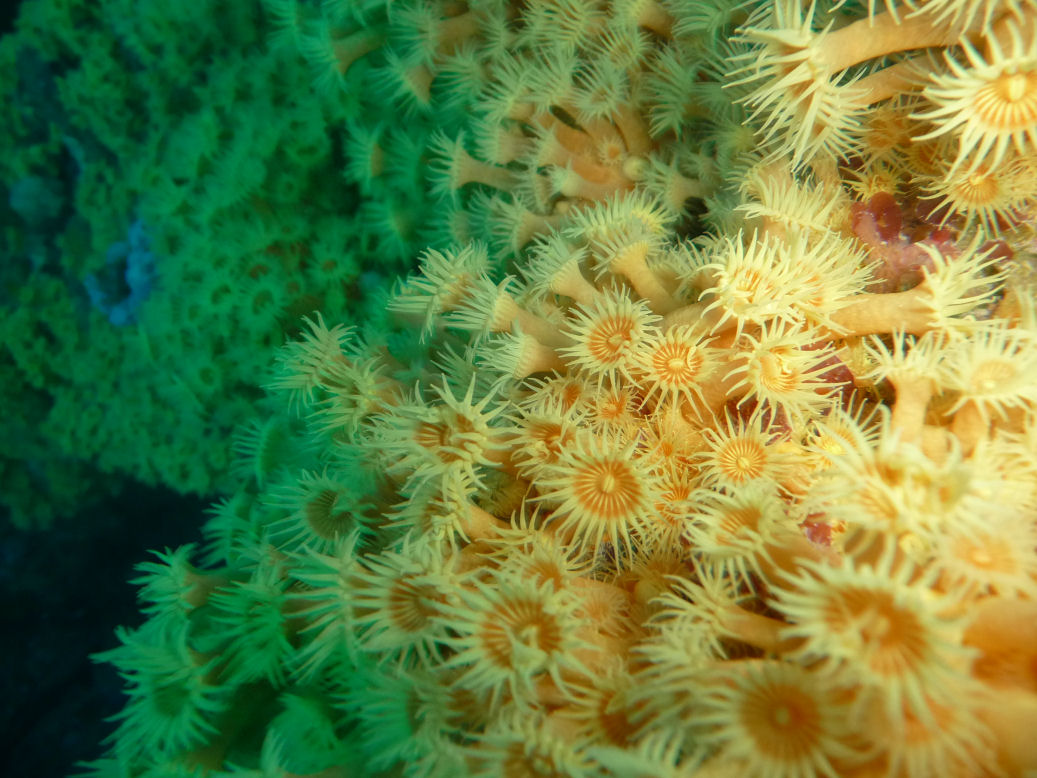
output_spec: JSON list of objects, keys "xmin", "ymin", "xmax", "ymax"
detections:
[
  {"xmin": 90, "ymin": 0, "xmax": 1037, "ymax": 777},
  {"xmin": 0, "ymin": 0, "xmax": 377, "ymax": 526}
]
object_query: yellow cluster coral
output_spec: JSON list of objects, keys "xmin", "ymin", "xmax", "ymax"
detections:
[
  {"xmin": 731, "ymin": 0, "xmax": 1037, "ymax": 229},
  {"xmin": 280, "ymin": 170, "xmax": 1034, "ymax": 774},
  {"xmin": 91, "ymin": 0, "xmax": 1037, "ymax": 776}
]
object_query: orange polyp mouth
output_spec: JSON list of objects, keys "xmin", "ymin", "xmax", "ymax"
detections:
[{"xmin": 977, "ymin": 69, "xmax": 1037, "ymax": 132}]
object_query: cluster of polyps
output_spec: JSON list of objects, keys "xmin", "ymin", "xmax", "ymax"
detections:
[
  {"xmin": 253, "ymin": 153, "xmax": 1037, "ymax": 774},
  {"xmin": 95, "ymin": 0, "xmax": 1037, "ymax": 774}
]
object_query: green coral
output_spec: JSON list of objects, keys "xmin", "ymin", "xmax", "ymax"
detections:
[{"xmin": 0, "ymin": 0, "xmax": 380, "ymax": 527}]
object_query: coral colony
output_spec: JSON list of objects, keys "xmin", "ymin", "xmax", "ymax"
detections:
[{"xmin": 5, "ymin": 0, "xmax": 1035, "ymax": 775}]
